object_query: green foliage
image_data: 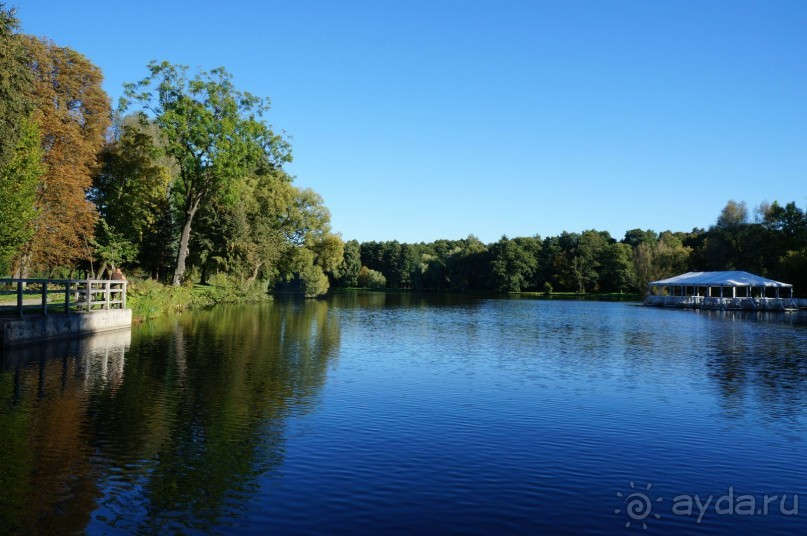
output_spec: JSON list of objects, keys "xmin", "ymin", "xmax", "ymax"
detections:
[
  {"xmin": 91, "ymin": 220, "xmax": 138, "ymax": 277},
  {"xmin": 299, "ymin": 264, "xmax": 329, "ymax": 298},
  {"xmin": 204, "ymin": 272, "xmax": 268, "ymax": 303},
  {"xmin": 0, "ymin": 4, "xmax": 34, "ymax": 167},
  {"xmin": 338, "ymin": 240, "xmax": 361, "ymax": 287},
  {"xmin": 0, "ymin": 116, "xmax": 44, "ymax": 274},
  {"xmin": 91, "ymin": 116, "xmax": 175, "ymax": 277},
  {"xmin": 122, "ymin": 61, "xmax": 292, "ymax": 285},
  {"xmin": 632, "ymin": 233, "xmax": 692, "ymax": 292},
  {"xmin": 128, "ymin": 274, "xmax": 269, "ymax": 322},
  {"xmin": 357, "ymin": 266, "xmax": 386, "ymax": 289},
  {"xmin": 488, "ymin": 236, "xmax": 537, "ymax": 292},
  {"xmin": 127, "ymin": 278, "xmax": 196, "ymax": 322},
  {"xmin": 444, "ymin": 236, "xmax": 489, "ymax": 291},
  {"xmin": 598, "ymin": 242, "xmax": 636, "ymax": 293},
  {"xmin": 349, "ymin": 200, "xmax": 807, "ymax": 297}
]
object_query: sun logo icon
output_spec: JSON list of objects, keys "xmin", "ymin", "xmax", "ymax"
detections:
[{"xmin": 615, "ymin": 481, "xmax": 663, "ymax": 529}]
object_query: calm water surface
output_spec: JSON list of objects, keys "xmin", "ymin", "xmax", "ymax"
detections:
[{"xmin": 1, "ymin": 293, "xmax": 807, "ymax": 534}]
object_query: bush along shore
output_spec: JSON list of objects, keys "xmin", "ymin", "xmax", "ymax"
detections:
[{"xmin": 127, "ymin": 274, "xmax": 270, "ymax": 324}]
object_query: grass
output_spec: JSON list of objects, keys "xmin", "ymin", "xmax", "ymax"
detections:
[{"xmin": 127, "ymin": 275, "xmax": 271, "ymax": 323}]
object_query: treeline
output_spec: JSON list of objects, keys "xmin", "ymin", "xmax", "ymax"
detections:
[
  {"xmin": 336, "ymin": 200, "xmax": 807, "ymax": 297},
  {"xmin": 0, "ymin": 5, "xmax": 342, "ymax": 297}
]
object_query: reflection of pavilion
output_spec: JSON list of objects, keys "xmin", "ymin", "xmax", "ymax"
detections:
[{"xmin": 645, "ymin": 271, "xmax": 799, "ymax": 311}]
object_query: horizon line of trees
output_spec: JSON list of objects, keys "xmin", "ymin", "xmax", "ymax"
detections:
[{"xmin": 334, "ymin": 200, "xmax": 807, "ymax": 298}]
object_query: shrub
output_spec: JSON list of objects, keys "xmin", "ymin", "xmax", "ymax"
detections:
[
  {"xmin": 300, "ymin": 264, "xmax": 329, "ymax": 298},
  {"xmin": 127, "ymin": 274, "xmax": 269, "ymax": 323},
  {"xmin": 357, "ymin": 266, "xmax": 386, "ymax": 289},
  {"xmin": 205, "ymin": 272, "xmax": 269, "ymax": 303},
  {"xmin": 127, "ymin": 278, "xmax": 195, "ymax": 322}
]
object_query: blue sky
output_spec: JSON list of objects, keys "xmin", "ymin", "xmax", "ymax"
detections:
[{"xmin": 17, "ymin": 1, "xmax": 807, "ymax": 243}]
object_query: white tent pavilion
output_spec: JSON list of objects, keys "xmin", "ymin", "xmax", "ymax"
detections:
[{"xmin": 645, "ymin": 271, "xmax": 797, "ymax": 311}]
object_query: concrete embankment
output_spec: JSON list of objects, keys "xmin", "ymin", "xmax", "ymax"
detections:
[{"xmin": 0, "ymin": 309, "xmax": 132, "ymax": 349}]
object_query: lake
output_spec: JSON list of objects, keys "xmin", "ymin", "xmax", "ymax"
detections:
[{"xmin": 1, "ymin": 293, "xmax": 806, "ymax": 534}]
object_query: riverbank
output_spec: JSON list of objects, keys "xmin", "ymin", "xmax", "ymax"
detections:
[
  {"xmin": 333, "ymin": 288, "xmax": 642, "ymax": 301},
  {"xmin": 128, "ymin": 276, "xmax": 270, "ymax": 323},
  {"xmin": 130, "ymin": 284, "xmax": 640, "ymax": 324}
]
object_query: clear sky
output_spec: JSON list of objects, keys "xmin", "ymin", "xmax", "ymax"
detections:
[{"xmin": 16, "ymin": 0, "xmax": 807, "ymax": 243}]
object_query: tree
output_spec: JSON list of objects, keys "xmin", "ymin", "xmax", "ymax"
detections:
[
  {"xmin": 621, "ymin": 229, "xmax": 657, "ymax": 249},
  {"xmin": 299, "ymin": 261, "xmax": 330, "ymax": 298},
  {"xmin": 760, "ymin": 201, "xmax": 806, "ymax": 251},
  {"xmin": 413, "ymin": 254, "xmax": 447, "ymax": 290},
  {"xmin": 598, "ymin": 242, "xmax": 636, "ymax": 292},
  {"xmin": 312, "ymin": 232, "xmax": 345, "ymax": 280},
  {"xmin": 90, "ymin": 220, "xmax": 138, "ymax": 278},
  {"xmin": 488, "ymin": 236, "xmax": 537, "ymax": 292},
  {"xmin": 338, "ymin": 240, "xmax": 361, "ymax": 287},
  {"xmin": 570, "ymin": 230, "xmax": 609, "ymax": 293},
  {"xmin": 701, "ymin": 200, "xmax": 755, "ymax": 270},
  {"xmin": 632, "ymin": 232, "xmax": 692, "ymax": 292},
  {"xmin": 21, "ymin": 36, "xmax": 111, "ymax": 273},
  {"xmin": 0, "ymin": 4, "xmax": 34, "ymax": 167},
  {"xmin": 0, "ymin": 117, "xmax": 44, "ymax": 274},
  {"xmin": 359, "ymin": 241, "xmax": 385, "ymax": 275},
  {"xmin": 122, "ymin": 62, "xmax": 291, "ymax": 285},
  {"xmin": 357, "ymin": 266, "xmax": 386, "ymax": 289},
  {"xmin": 91, "ymin": 116, "xmax": 174, "ymax": 273},
  {"xmin": 445, "ymin": 235, "xmax": 489, "ymax": 291},
  {"xmin": 717, "ymin": 200, "xmax": 749, "ymax": 229}
]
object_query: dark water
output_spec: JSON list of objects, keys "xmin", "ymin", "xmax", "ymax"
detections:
[{"xmin": 2, "ymin": 293, "xmax": 807, "ymax": 535}]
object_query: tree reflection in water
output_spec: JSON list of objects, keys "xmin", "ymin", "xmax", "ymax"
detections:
[
  {"xmin": 700, "ymin": 310, "xmax": 807, "ymax": 422},
  {"xmin": 0, "ymin": 299, "xmax": 340, "ymax": 534}
]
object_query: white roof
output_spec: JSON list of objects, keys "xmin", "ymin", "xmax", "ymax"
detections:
[{"xmin": 649, "ymin": 271, "xmax": 792, "ymax": 288}]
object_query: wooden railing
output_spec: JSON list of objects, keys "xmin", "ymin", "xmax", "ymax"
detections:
[{"xmin": 0, "ymin": 279, "xmax": 127, "ymax": 318}]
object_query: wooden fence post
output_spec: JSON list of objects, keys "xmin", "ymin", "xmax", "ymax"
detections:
[
  {"xmin": 41, "ymin": 281, "xmax": 47, "ymax": 315},
  {"xmin": 16, "ymin": 280, "xmax": 23, "ymax": 318},
  {"xmin": 65, "ymin": 280, "xmax": 71, "ymax": 314},
  {"xmin": 104, "ymin": 281, "xmax": 110, "ymax": 310}
]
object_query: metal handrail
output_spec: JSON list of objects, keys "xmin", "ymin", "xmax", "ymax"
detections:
[{"xmin": 0, "ymin": 278, "xmax": 127, "ymax": 318}]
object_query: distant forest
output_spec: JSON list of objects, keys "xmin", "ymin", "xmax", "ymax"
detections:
[{"xmin": 335, "ymin": 200, "xmax": 807, "ymax": 297}]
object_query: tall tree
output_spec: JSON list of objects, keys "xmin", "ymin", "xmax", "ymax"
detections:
[
  {"xmin": 338, "ymin": 240, "xmax": 361, "ymax": 287},
  {"xmin": 91, "ymin": 116, "xmax": 174, "ymax": 273},
  {"xmin": 488, "ymin": 236, "xmax": 537, "ymax": 292},
  {"xmin": 0, "ymin": 117, "xmax": 44, "ymax": 274},
  {"xmin": 0, "ymin": 4, "xmax": 33, "ymax": 167},
  {"xmin": 122, "ymin": 62, "xmax": 291, "ymax": 285},
  {"xmin": 598, "ymin": 242, "xmax": 636, "ymax": 292},
  {"xmin": 21, "ymin": 36, "xmax": 111, "ymax": 273}
]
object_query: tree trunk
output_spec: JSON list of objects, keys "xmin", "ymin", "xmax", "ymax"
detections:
[
  {"xmin": 96, "ymin": 261, "xmax": 108, "ymax": 280},
  {"xmin": 172, "ymin": 197, "xmax": 201, "ymax": 286},
  {"xmin": 246, "ymin": 262, "xmax": 263, "ymax": 285}
]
